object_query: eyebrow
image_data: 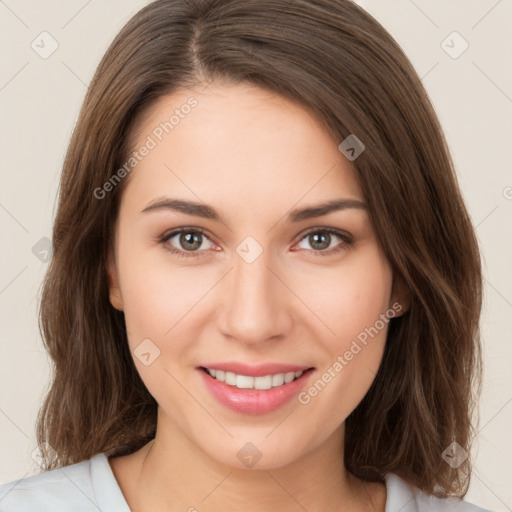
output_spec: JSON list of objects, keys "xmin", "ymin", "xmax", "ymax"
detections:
[{"xmin": 141, "ymin": 196, "xmax": 367, "ymax": 223}]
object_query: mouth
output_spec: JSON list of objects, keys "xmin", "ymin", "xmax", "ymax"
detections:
[
  {"xmin": 199, "ymin": 366, "xmax": 312, "ymax": 390},
  {"xmin": 197, "ymin": 363, "xmax": 315, "ymax": 415}
]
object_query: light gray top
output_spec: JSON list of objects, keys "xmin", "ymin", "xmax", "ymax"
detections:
[{"xmin": 0, "ymin": 453, "xmax": 492, "ymax": 511}]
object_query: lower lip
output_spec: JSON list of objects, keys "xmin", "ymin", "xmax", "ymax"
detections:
[{"xmin": 198, "ymin": 368, "xmax": 314, "ymax": 415}]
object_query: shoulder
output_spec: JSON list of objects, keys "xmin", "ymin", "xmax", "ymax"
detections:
[
  {"xmin": 384, "ymin": 473, "xmax": 493, "ymax": 512},
  {"xmin": 0, "ymin": 456, "xmax": 95, "ymax": 512},
  {"xmin": 0, "ymin": 453, "xmax": 129, "ymax": 512}
]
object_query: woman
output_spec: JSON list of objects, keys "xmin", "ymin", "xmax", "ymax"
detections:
[{"xmin": 0, "ymin": 0, "xmax": 490, "ymax": 510}]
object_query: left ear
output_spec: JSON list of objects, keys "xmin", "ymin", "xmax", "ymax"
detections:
[
  {"xmin": 389, "ymin": 273, "xmax": 411, "ymax": 317},
  {"xmin": 106, "ymin": 247, "xmax": 124, "ymax": 311}
]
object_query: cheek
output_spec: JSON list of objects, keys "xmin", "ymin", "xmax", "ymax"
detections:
[
  {"xmin": 121, "ymin": 264, "xmax": 206, "ymax": 346},
  {"xmin": 296, "ymin": 250, "xmax": 393, "ymax": 351},
  {"xmin": 115, "ymin": 244, "xmax": 207, "ymax": 407},
  {"xmin": 115, "ymin": 230, "xmax": 198, "ymax": 347},
  {"xmin": 294, "ymin": 252, "xmax": 393, "ymax": 427}
]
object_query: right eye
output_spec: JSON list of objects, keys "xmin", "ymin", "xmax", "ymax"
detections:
[{"xmin": 160, "ymin": 227, "xmax": 217, "ymax": 258}]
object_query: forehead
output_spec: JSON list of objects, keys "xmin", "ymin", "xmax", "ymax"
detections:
[{"xmin": 123, "ymin": 82, "xmax": 363, "ymax": 215}]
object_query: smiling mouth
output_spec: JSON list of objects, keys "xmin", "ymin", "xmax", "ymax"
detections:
[{"xmin": 199, "ymin": 366, "xmax": 315, "ymax": 390}]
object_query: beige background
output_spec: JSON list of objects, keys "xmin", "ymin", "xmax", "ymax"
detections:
[{"xmin": 0, "ymin": 0, "xmax": 510, "ymax": 510}]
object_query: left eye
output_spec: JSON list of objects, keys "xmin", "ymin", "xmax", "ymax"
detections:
[{"xmin": 294, "ymin": 229, "xmax": 350, "ymax": 255}]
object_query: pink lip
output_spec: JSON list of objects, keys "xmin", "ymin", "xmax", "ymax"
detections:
[
  {"xmin": 199, "ymin": 361, "xmax": 311, "ymax": 377},
  {"xmin": 197, "ymin": 366, "xmax": 315, "ymax": 415}
]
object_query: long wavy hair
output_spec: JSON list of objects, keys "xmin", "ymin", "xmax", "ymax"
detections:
[{"xmin": 36, "ymin": 0, "xmax": 482, "ymax": 498}]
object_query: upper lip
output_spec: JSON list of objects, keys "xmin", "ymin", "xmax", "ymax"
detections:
[{"xmin": 199, "ymin": 362, "xmax": 314, "ymax": 377}]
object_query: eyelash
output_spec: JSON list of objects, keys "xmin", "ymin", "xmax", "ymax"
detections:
[{"xmin": 159, "ymin": 227, "xmax": 353, "ymax": 259}]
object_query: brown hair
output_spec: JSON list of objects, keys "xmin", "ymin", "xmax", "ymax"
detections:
[{"xmin": 37, "ymin": 0, "xmax": 482, "ymax": 498}]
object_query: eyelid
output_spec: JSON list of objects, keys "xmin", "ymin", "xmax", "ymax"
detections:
[{"xmin": 295, "ymin": 225, "xmax": 352, "ymax": 242}]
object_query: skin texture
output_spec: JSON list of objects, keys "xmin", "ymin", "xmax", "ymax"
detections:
[{"xmin": 107, "ymin": 82, "xmax": 407, "ymax": 512}]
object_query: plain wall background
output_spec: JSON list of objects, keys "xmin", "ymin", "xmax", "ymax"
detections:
[{"xmin": 0, "ymin": 1, "xmax": 510, "ymax": 510}]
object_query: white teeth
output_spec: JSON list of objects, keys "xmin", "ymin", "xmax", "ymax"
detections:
[
  {"xmin": 205, "ymin": 367, "xmax": 307, "ymax": 390},
  {"xmin": 236, "ymin": 375, "xmax": 254, "ymax": 389},
  {"xmin": 225, "ymin": 371, "xmax": 237, "ymax": 386},
  {"xmin": 254, "ymin": 375, "xmax": 273, "ymax": 390},
  {"xmin": 284, "ymin": 372, "xmax": 295, "ymax": 383},
  {"xmin": 271, "ymin": 373, "xmax": 284, "ymax": 387}
]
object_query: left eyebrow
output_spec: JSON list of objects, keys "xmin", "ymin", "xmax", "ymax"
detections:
[
  {"xmin": 288, "ymin": 198, "xmax": 367, "ymax": 222},
  {"xmin": 140, "ymin": 196, "xmax": 367, "ymax": 222}
]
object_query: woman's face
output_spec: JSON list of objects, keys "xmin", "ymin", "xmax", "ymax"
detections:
[{"xmin": 108, "ymin": 81, "xmax": 402, "ymax": 469}]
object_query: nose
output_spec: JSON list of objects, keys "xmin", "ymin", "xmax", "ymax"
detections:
[{"xmin": 217, "ymin": 247, "xmax": 293, "ymax": 345}]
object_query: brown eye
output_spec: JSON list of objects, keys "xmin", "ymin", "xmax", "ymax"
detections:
[
  {"xmin": 160, "ymin": 228, "xmax": 216, "ymax": 258},
  {"xmin": 307, "ymin": 231, "xmax": 332, "ymax": 251},
  {"xmin": 295, "ymin": 229, "xmax": 353, "ymax": 256},
  {"xmin": 177, "ymin": 231, "xmax": 203, "ymax": 251}
]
